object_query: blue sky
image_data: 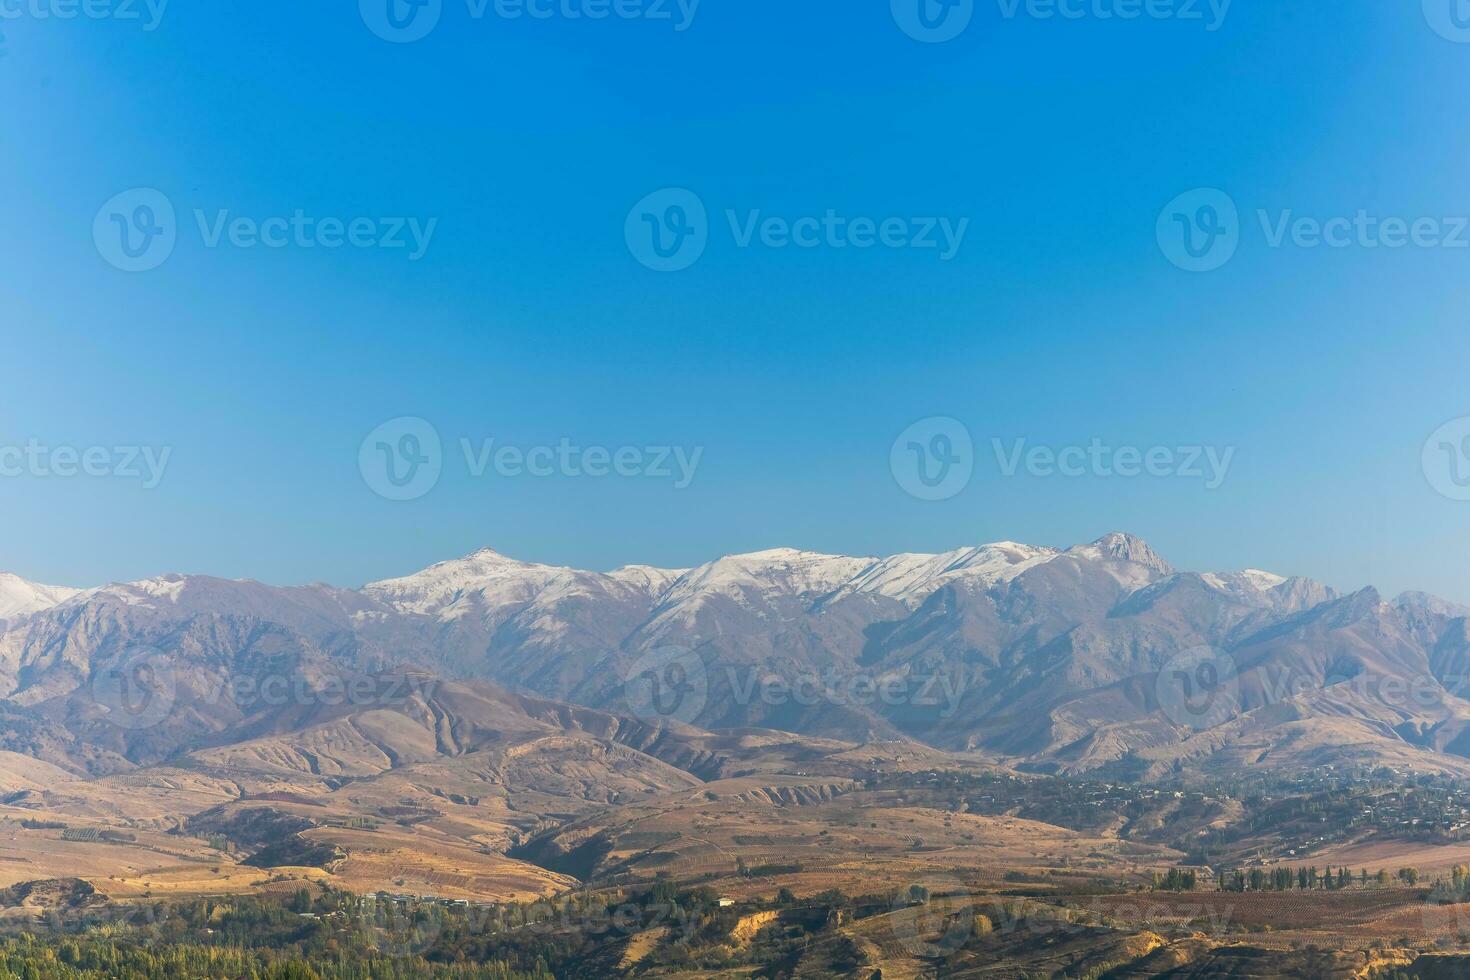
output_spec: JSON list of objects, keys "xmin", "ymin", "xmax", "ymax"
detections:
[{"xmin": 5, "ymin": 1, "xmax": 1470, "ymax": 599}]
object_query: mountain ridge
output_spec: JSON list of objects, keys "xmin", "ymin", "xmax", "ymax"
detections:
[
  {"xmin": 5, "ymin": 533, "xmax": 1470, "ymax": 782},
  {"xmin": 9, "ymin": 532, "xmax": 1456, "ymax": 615}
]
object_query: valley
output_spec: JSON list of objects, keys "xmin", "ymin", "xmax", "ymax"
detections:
[{"xmin": 5, "ymin": 534, "xmax": 1470, "ymax": 974}]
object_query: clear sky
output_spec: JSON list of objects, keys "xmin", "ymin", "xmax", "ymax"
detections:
[{"xmin": 5, "ymin": 1, "xmax": 1470, "ymax": 599}]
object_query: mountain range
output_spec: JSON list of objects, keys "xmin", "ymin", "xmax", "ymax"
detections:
[{"xmin": 4, "ymin": 532, "xmax": 1470, "ymax": 784}]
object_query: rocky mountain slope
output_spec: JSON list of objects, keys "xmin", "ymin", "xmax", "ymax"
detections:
[
  {"xmin": 4, "ymin": 533, "xmax": 1470, "ymax": 780},
  {"xmin": 0, "ymin": 571, "xmax": 80, "ymax": 630}
]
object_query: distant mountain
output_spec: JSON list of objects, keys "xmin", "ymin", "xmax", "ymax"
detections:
[
  {"xmin": 1396, "ymin": 589, "xmax": 1470, "ymax": 619},
  {"xmin": 4, "ymin": 534, "xmax": 1470, "ymax": 781},
  {"xmin": 0, "ymin": 572, "xmax": 80, "ymax": 629}
]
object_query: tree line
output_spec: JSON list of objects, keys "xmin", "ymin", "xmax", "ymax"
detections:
[{"xmin": 1155, "ymin": 866, "xmax": 1423, "ymax": 892}]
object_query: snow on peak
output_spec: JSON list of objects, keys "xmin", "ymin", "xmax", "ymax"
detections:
[
  {"xmin": 364, "ymin": 534, "xmax": 1269, "ymax": 627},
  {"xmin": 464, "ymin": 547, "xmax": 520, "ymax": 563},
  {"xmin": 1395, "ymin": 590, "xmax": 1470, "ymax": 619},
  {"xmin": 649, "ymin": 540, "xmax": 1079, "ymax": 616},
  {"xmin": 836, "ymin": 542, "xmax": 1059, "ymax": 606},
  {"xmin": 364, "ymin": 548, "xmax": 563, "ymax": 616},
  {"xmin": 607, "ymin": 564, "xmax": 689, "ymax": 599},
  {"xmin": 365, "ymin": 547, "xmax": 688, "ymax": 619},
  {"xmin": 1199, "ymin": 569, "xmax": 1291, "ymax": 597},
  {"xmin": 65, "ymin": 574, "xmax": 355, "ymax": 617},
  {"xmin": 372, "ymin": 535, "xmax": 1185, "ymax": 626},
  {"xmin": 1069, "ymin": 532, "xmax": 1174, "ymax": 573},
  {"xmin": 120, "ymin": 574, "xmax": 190, "ymax": 603},
  {"xmin": 655, "ymin": 549, "xmax": 876, "ymax": 611},
  {"xmin": 0, "ymin": 572, "xmax": 82, "ymax": 622},
  {"xmin": 1240, "ymin": 568, "xmax": 1288, "ymax": 590}
]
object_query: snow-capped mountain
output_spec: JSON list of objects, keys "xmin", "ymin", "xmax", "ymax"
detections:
[
  {"xmin": 361, "ymin": 541, "xmax": 1063, "ymax": 623},
  {"xmin": 360, "ymin": 535, "xmax": 1168, "ymax": 631},
  {"xmin": 1396, "ymin": 590, "xmax": 1470, "ymax": 620},
  {"xmin": 828, "ymin": 541, "xmax": 1058, "ymax": 606},
  {"xmin": 0, "ymin": 572, "xmax": 81, "ymax": 626},
  {"xmin": 652, "ymin": 547, "xmax": 874, "ymax": 610},
  {"xmin": 6, "ymin": 533, "xmax": 1470, "ymax": 781},
  {"xmin": 364, "ymin": 546, "xmax": 670, "ymax": 619}
]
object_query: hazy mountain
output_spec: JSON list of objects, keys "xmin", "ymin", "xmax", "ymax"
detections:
[
  {"xmin": 4, "ymin": 533, "xmax": 1470, "ymax": 781},
  {"xmin": 1396, "ymin": 589, "xmax": 1470, "ymax": 620},
  {"xmin": 0, "ymin": 571, "xmax": 80, "ymax": 630}
]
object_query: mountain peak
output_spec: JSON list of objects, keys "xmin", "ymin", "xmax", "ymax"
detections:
[
  {"xmin": 1395, "ymin": 590, "xmax": 1470, "ymax": 619},
  {"xmin": 1091, "ymin": 531, "xmax": 1156, "ymax": 554},
  {"xmin": 465, "ymin": 547, "xmax": 519, "ymax": 563},
  {"xmin": 733, "ymin": 547, "xmax": 843, "ymax": 563},
  {"xmin": 0, "ymin": 572, "xmax": 83, "ymax": 621},
  {"xmin": 1240, "ymin": 568, "xmax": 1288, "ymax": 590},
  {"xmin": 607, "ymin": 564, "xmax": 689, "ymax": 598},
  {"xmin": 1069, "ymin": 532, "xmax": 1174, "ymax": 574}
]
